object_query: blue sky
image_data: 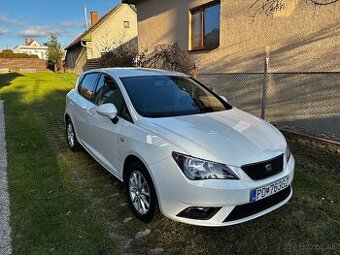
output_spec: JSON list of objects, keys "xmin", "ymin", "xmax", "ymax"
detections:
[{"xmin": 0, "ymin": 0, "xmax": 121, "ymax": 50}]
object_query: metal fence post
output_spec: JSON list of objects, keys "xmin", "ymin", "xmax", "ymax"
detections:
[{"xmin": 261, "ymin": 57, "xmax": 269, "ymax": 120}]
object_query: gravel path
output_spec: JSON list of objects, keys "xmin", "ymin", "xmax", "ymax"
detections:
[{"xmin": 0, "ymin": 101, "xmax": 12, "ymax": 255}]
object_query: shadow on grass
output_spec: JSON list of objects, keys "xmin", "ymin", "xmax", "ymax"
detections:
[
  {"xmin": 0, "ymin": 73, "xmax": 120, "ymax": 255},
  {"xmin": 0, "ymin": 72, "xmax": 23, "ymax": 89}
]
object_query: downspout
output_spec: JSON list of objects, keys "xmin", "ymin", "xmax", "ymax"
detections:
[{"xmin": 80, "ymin": 40, "xmax": 93, "ymax": 59}]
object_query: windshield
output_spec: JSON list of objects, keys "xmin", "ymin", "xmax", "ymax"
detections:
[{"xmin": 121, "ymin": 76, "xmax": 232, "ymax": 118}]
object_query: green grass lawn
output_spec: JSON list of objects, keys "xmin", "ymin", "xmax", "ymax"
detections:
[{"xmin": 0, "ymin": 72, "xmax": 339, "ymax": 255}]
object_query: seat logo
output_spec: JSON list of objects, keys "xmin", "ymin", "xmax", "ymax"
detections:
[{"xmin": 265, "ymin": 164, "xmax": 273, "ymax": 173}]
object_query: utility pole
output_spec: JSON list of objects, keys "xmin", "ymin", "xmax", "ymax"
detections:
[{"xmin": 261, "ymin": 50, "xmax": 269, "ymax": 120}]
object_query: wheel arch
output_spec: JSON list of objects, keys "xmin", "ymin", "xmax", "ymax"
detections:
[
  {"xmin": 123, "ymin": 153, "xmax": 163, "ymax": 219},
  {"xmin": 123, "ymin": 154, "xmax": 146, "ymax": 183},
  {"xmin": 64, "ymin": 113, "xmax": 71, "ymax": 124}
]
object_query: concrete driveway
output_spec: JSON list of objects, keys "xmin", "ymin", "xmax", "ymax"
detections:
[{"xmin": 0, "ymin": 101, "xmax": 12, "ymax": 255}]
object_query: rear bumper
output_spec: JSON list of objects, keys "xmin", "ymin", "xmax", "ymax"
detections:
[{"xmin": 148, "ymin": 155, "xmax": 295, "ymax": 227}]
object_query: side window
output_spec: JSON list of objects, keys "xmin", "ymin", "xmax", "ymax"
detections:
[
  {"xmin": 190, "ymin": 1, "xmax": 220, "ymax": 50},
  {"xmin": 78, "ymin": 73, "xmax": 99, "ymax": 101},
  {"xmin": 94, "ymin": 74, "xmax": 132, "ymax": 122}
]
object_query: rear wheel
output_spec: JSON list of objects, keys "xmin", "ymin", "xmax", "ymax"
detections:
[
  {"xmin": 66, "ymin": 119, "xmax": 80, "ymax": 151},
  {"xmin": 126, "ymin": 161, "xmax": 159, "ymax": 222}
]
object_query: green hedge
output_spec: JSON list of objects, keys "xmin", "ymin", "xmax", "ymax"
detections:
[{"xmin": 0, "ymin": 49, "xmax": 39, "ymax": 59}]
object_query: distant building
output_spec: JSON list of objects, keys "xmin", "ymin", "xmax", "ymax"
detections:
[
  {"xmin": 64, "ymin": 3, "xmax": 137, "ymax": 75},
  {"xmin": 13, "ymin": 39, "xmax": 48, "ymax": 60}
]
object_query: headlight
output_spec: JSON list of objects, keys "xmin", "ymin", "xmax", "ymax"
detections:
[
  {"xmin": 172, "ymin": 152, "xmax": 239, "ymax": 180},
  {"xmin": 285, "ymin": 145, "xmax": 291, "ymax": 163}
]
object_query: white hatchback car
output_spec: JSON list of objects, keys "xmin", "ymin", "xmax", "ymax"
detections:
[{"xmin": 65, "ymin": 68, "xmax": 295, "ymax": 227}]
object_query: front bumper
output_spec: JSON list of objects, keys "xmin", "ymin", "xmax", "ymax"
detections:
[{"xmin": 148, "ymin": 155, "xmax": 295, "ymax": 227}]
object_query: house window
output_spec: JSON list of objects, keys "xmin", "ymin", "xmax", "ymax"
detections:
[
  {"xmin": 123, "ymin": 20, "xmax": 130, "ymax": 28},
  {"xmin": 190, "ymin": 1, "xmax": 220, "ymax": 50}
]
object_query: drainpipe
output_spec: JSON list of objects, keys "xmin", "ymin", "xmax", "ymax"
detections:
[{"xmin": 80, "ymin": 40, "xmax": 93, "ymax": 59}]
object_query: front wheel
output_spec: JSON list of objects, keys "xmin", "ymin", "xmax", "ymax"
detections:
[
  {"xmin": 126, "ymin": 162, "xmax": 159, "ymax": 222},
  {"xmin": 66, "ymin": 119, "xmax": 80, "ymax": 151}
]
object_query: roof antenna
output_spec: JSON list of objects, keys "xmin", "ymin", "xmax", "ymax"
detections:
[{"xmin": 84, "ymin": 6, "xmax": 89, "ymax": 29}]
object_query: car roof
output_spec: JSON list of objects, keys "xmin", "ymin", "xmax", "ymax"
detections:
[{"xmin": 86, "ymin": 68, "xmax": 189, "ymax": 78}]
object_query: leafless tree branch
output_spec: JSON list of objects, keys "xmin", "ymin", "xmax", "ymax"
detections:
[
  {"xmin": 251, "ymin": 0, "xmax": 338, "ymax": 18},
  {"xmin": 308, "ymin": 0, "xmax": 338, "ymax": 5}
]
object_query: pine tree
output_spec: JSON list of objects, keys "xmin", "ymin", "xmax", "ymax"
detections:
[{"xmin": 46, "ymin": 34, "xmax": 63, "ymax": 72}]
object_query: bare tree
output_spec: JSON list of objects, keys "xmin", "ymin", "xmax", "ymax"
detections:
[
  {"xmin": 95, "ymin": 28, "xmax": 128, "ymax": 55},
  {"xmin": 99, "ymin": 42, "xmax": 196, "ymax": 76},
  {"xmin": 251, "ymin": 0, "xmax": 339, "ymax": 17},
  {"xmin": 143, "ymin": 43, "xmax": 196, "ymax": 75}
]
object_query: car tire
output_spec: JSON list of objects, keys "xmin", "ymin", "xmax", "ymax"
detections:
[
  {"xmin": 66, "ymin": 119, "xmax": 80, "ymax": 151},
  {"xmin": 126, "ymin": 161, "xmax": 160, "ymax": 222}
]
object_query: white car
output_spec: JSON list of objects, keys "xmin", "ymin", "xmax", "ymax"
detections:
[{"xmin": 64, "ymin": 68, "xmax": 295, "ymax": 227}]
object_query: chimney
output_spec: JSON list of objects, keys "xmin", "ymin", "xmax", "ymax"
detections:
[
  {"xmin": 25, "ymin": 38, "xmax": 32, "ymax": 46},
  {"xmin": 90, "ymin": 11, "xmax": 99, "ymax": 26}
]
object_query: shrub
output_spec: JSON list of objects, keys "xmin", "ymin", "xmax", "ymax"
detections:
[
  {"xmin": 0, "ymin": 49, "xmax": 39, "ymax": 59},
  {"xmin": 143, "ymin": 43, "xmax": 195, "ymax": 75},
  {"xmin": 99, "ymin": 40, "xmax": 138, "ymax": 68},
  {"xmin": 99, "ymin": 42, "xmax": 196, "ymax": 76}
]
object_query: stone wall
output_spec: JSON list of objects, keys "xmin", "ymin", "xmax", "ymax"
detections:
[{"xmin": 0, "ymin": 58, "xmax": 48, "ymax": 72}]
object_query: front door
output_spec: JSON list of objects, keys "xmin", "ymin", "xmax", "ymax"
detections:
[{"xmin": 85, "ymin": 74, "xmax": 133, "ymax": 176}]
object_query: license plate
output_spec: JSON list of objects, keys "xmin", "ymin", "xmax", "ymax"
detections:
[{"xmin": 250, "ymin": 176, "xmax": 289, "ymax": 203}]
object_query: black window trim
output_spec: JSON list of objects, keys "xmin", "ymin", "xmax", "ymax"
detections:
[{"xmin": 189, "ymin": 0, "xmax": 221, "ymax": 52}]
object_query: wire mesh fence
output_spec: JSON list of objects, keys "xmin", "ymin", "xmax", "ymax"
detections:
[{"xmin": 197, "ymin": 68, "xmax": 340, "ymax": 141}]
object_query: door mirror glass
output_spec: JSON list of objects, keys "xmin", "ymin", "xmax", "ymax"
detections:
[
  {"xmin": 96, "ymin": 103, "xmax": 118, "ymax": 119},
  {"xmin": 220, "ymin": 95, "xmax": 228, "ymax": 102}
]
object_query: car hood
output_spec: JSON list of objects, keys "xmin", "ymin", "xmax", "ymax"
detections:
[{"xmin": 140, "ymin": 108, "xmax": 287, "ymax": 167}]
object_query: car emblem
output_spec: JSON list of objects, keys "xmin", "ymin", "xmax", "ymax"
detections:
[{"xmin": 265, "ymin": 164, "xmax": 273, "ymax": 173}]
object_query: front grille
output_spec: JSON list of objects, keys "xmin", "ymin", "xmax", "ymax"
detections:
[
  {"xmin": 241, "ymin": 154, "xmax": 284, "ymax": 180},
  {"xmin": 224, "ymin": 185, "xmax": 291, "ymax": 222}
]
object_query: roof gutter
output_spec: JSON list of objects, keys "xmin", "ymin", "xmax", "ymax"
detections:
[{"xmin": 122, "ymin": 0, "xmax": 137, "ymax": 4}]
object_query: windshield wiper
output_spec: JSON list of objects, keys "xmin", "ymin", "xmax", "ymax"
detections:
[{"xmin": 142, "ymin": 113, "xmax": 172, "ymax": 118}]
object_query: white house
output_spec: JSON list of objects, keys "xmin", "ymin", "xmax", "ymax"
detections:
[{"xmin": 13, "ymin": 39, "xmax": 48, "ymax": 60}]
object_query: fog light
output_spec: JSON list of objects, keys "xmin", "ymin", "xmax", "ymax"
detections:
[{"xmin": 177, "ymin": 206, "xmax": 221, "ymax": 220}]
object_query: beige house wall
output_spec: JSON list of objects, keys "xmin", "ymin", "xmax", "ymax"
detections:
[
  {"xmin": 86, "ymin": 4, "xmax": 138, "ymax": 59},
  {"xmin": 136, "ymin": 0, "xmax": 340, "ymax": 73}
]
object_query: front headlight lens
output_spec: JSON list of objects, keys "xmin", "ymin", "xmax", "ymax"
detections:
[
  {"xmin": 285, "ymin": 145, "xmax": 291, "ymax": 163},
  {"xmin": 172, "ymin": 152, "xmax": 239, "ymax": 180}
]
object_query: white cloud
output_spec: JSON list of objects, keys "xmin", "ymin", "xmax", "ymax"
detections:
[
  {"xmin": 0, "ymin": 28, "xmax": 9, "ymax": 35},
  {"xmin": 18, "ymin": 25, "xmax": 77, "ymax": 38},
  {"xmin": 18, "ymin": 25, "xmax": 70, "ymax": 38},
  {"xmin": 61, "ymin": 20, "xmax": 84, "ymax": 29},
  {"xmin": 19, "ymin": 26, "xmax": 53, "ymax": 37},
  {"xmin": 0, "ymin": 13, "xmax": 23, "ymax": 25}
]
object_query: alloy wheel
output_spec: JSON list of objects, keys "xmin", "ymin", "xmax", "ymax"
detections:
[
  {"xmin": 129, "ymin": 170, "xmax": 151, "ymax": 215},
  {"xmin": 67, "ymin": 123, "xmax": 75, "ymax": 148}
]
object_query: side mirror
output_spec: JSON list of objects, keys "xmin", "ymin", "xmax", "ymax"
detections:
[
  {"xmin": 96, "ymin": 103, "xmax": 118, "ymax": 119},
  {"xmin": 220, "ymin": 95, "xmax": 228, "ymax": 102}
]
